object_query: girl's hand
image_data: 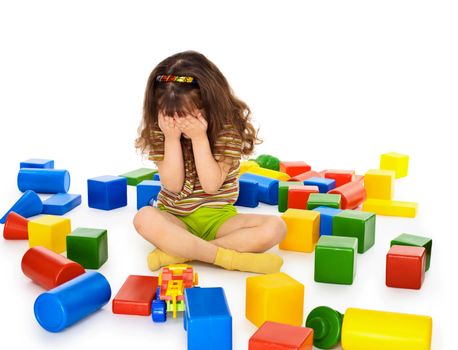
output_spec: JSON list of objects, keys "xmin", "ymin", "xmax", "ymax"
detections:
[
  {"xmin": 175, "ymin": 111, "xmax": 208, "ymax": 140},
  {"xmin": 158, "ymin": 112, "xmax": 182, "ymax": 140}
]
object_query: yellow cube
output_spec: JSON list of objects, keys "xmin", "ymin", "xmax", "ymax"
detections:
[
  {"xmin": 246, "ymin": 272, "xmax": 304, "ymax": 327},
  {"xmin": 364, "ymin": 169, "xmax": 395, "ymax": 200},
  {"xmin": 380, "ymin": 152, "xmax": 409, "ymax": 178},
  {"xmin": 246, "ymin": 167, "xmax": 291, "ymax": 181},
  {"xmin": 362, "ymin": 198, "xmax": 418, "ymax": 218},
  {"xmin": 28, "ymin": 215, "xmax": 71, "ymax": 253},
  {"xmin": 280, "ymin": 209, "xmax": 320, "ymax": 252},
  {"xmin": 240, "ymin": 160, "xmax": 260, "ymax": 174}
]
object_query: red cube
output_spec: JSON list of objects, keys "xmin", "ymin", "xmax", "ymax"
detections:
[
  {"xmin": 280, "ymin": 161, "xmax": 312, "ymax": 177},
  {"xmin": 112, "ymin": 275, "xmax": 158, "ymax": 315},
  {"xmin": 287, "ymin": 185, "xmax": 319, "ymax": 210},
  {"xmin": 249, "ymin": 321, "xmax": 314, "ymax": 350},
  {"xmin": 386, "ymin": 245, "xmax": 426, "ymax": 289},
  {"xmin": 325, "ymin": 170, "xmax": 355, "ymax": 188}
]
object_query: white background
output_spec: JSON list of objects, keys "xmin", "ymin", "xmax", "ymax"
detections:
[{"xmin": 1, "ymin": 0, "xmax": 457, "ymax": 349}]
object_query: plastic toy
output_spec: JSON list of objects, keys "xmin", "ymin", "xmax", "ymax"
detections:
[
  {"xmin": 66, "ymin": 228, "xmax": 108, "ymax": 269},
  {"xmin": 362, "ymin": 198, "xmax": 417, "ymax": 217},
  {"xmin": 255, "ymin": 154, "xmax": 280, "ymax": 171},
  {"xmin": 17, "ymin": 168, "xmax": 70, "ymax": 193},
  {"xmin": 332, "ymin": 210, "xmax": 376, "ymax": 254},
  {"xmin": 21, "ymin": 246, "xmax": 85, "ymax": 290},
  {"xmin": 112, "ymin": 275, "xmax": 158, "ymax": 316},
  {"xmin": 34, "ymin": 271, "xmax": 111, "ymax": 332},
  {"xmin": 184, "ymin": 287, "xmax": 232, "ymax": 350},
  {"xmin": 249, "ymin": 321, "xmax": 313, "ymax": 350},
  {"xmin": 314, "ymin": 236, "xmax": 358, "ymax": 285},
  {"xmin": 235, "ymin": 176, "xmax": 259, "ymax": 207},
  {"xmin": 239, "ymin": 173, "xmax": 279, "ymax": 205},
  {"xmin": 3, "ymin": 212, "xmax": 29, "ymax": 239},
  {"xmin": 306, "ymin": 193, "xmax": 341, "ymax": 210},
  {"xmin": 137, "ymin": 180, "xmax": 162, "ymax": 210},
  {"xmin": 312, "ymin": 206, "xmax": 342, "ymax": 236},
  {"xmin": 0, "ymin": 190, "xmax": 43, "ymax": 224},
  {"xmin": 280, "ymin": 209, "xmax": 320, "ymax": 252},
  {"xmin": 303, "ymin": 177, "xmax": 335, "ymax": 193},
  {"xmin": 87, "ymin": 175, "xmax": 127, "ymax": 210},
  {"xmin": 240, "ymin": 160, "xmax": 260, "ymax": 174},
  {"xmin": 279, "ymin": 161, "xmax": 311, "ymax": 177},
  {"xmin": 363, "ymin": 169, "xmax": 395, "ymax": 200},
  {"xmin": 153, "ymin": 172, "xmax": 160, "ymax": 181},
  {"xmin": 28, "ymin": 215, "xmax": 72, "ymax": 254},
  {"xmin": 151, "ymin": 264, "xmax": 198, "ymax": 322},
  {"xmin": 324, "ymin": 169, "xmax": 355, "ymax": 188},
  {"xmin": 391, "ymin": 233, "xmax": 432, "ymax": 270},
  {"xmin": 289, "ymin": 170, "xmax": 320, "ymax": 182},
  {"xmin": 42, "ymin": 193, "xmax": 82, "ymax": 215},
  {"xmin": 380, "ymin": 152, "xmax": 409, "ymax": 178},
  {"xmin": 306, "ymin": 306, "xmax": 343, "ymax": 349},
  {"xmin": 329, "ymin": 181, "xmax": 366, "ymax": 209},
  {"xmin": 119, "ymin": 168, "xmax": 157, "ymax": 186},
  {"xmin": 287, "ymin": 185, "xmax": 319, "ymax": 210},
  {"xmin": 20, "ymin": 158, "xmax": 54, "ymax": 169},
  {"xmin": 247, "ymin": 166, "xmax": 290, "ymax": 181},
  {"xmin": 278, "ymin": 181, "xmax": 303, "ymax": 212},
  {"xmin": 246, "ymin": 272, "xmax": 304, "ymax": 327},
  {"xmin": 386, "ymin": 245, "xmax": 426, "ymax": 289}
]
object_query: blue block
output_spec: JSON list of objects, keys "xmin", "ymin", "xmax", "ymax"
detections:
[
  {"xmin": 42, "ymin": 193, "xmax": 82, "ymax": 215},
  {"xmin": 184, "ymin": 287, "xmax": 232, "ymax": 350},
  {"xmin": 87, "ymin": 176, "xmax": 127, "ymax": 210},
  {"xmin": 137, "ymin": 180, "xmax": 162, "ymax": 210},
  {"xmin": 0, "ymin": 190, "xmax": 43, "ymax": 224},
  {"xmin": 239, "ymin": 173, "xmax": 279, "ymax": 205},
  {"xmin": 313, "ymin": 206, "xmax": 342, "ymax": 236},
  {"xmin": 18, "ymin": 168, "xmax": 70, "ymax": 194},
  {"xmin": 20, "ymin": 158, "xmax": 54, "ymax": 169},
  {"xmin": 303, "ymin": 177, "xmax": 336, "ymax": 193},
  {"xmin": 235, "ymin": 177, "xmax": 259, "ymax": 208},
  {"xmin": 153, "ymin": 173, "xmax": 160, "ymax": 181}
]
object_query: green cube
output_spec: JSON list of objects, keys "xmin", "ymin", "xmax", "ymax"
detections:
[
  {"xmin": 278, "ymin": 181, "xmax": 303, "ymax": 213},
  {"xmin": 307, "ymin": 193, "xmax": 341, "ymax": 210},
  {"xmin": 332, "ymin": 210, "xmax": 376, "ymax": 253},
  {"xmin": 314, "ymin": 235, "xmax": 358, "ymax": 284},
  {"xmin": 119, "ymin": 168, "xmax": 157, "ymax": 186},
  {"xmin": 67, "ymin": 227, "xmax": 108, "ymax": 269},
  {"xmin": 391, "ymin": 233, "xmax": 432, "ymax": 271}
]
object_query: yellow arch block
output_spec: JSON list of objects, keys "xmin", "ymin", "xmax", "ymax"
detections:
[
  {"xmin": 280, "ymin": 209, "xmax": 320, "ymax": 252},
  {"xmin": 362, "ymin": 198, "xmax": 418, "ymax": 218},
  {"xmin": 28, "ymin": 215, "xmax": 72, "ymax": 253},
  {"xmin": 246, "ymin": 167, "xmax": 291, "ymax": 181}
]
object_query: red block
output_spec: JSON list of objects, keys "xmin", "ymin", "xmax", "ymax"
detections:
[
  {"xmin": 328, "ymin": 181, "xmax": 366, "ymax": 209},
  {"xmin": 112, "ymin": 275, "xmax": 158, "ymax": 316},
  {"xmin": 325, "ymin": 170, "xmax": 355, "ymax": 188},
  {"xmin": 287, "ymin": 186, "xmax": 319, "ymax": 210},
  {"xmin": 289, "ymin": 171, "xmax": 319, "ymax": 182},
  {"xmin": 3, "ymin": 212, "xmax": 29, "ymax": 240},
  {"xmin": 21, "ymin": 246, "xmax": 85, "ymax": 290},
  {"xmin": 386, "ymin": 245, "xmax": 426, "ymax": 290},
  {"xmin": 280, "ymin": 162, "xmax": 311, "ymax": 177},
  {"xmin": 354, "ymin": 174, "xmax": 364, "ymax": 182},
  {"xmin": 249, "ymin": 321, "xmax": 314, "ymax": 350}
]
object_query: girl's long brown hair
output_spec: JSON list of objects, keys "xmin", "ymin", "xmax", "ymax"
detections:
[{"xmin": 135, "ymin": 51, "xmax": 261, "ymax": 159}]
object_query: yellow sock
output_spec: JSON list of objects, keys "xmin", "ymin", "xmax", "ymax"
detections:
[
  {"xmin": 213, "ymin": 247, "xmax": 283, "ymax": 274},
  {"xmin": 147, "ymin": 248, "xmax": 190, "ymax": 271}
]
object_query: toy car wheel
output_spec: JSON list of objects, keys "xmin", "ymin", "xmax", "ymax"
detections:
[{"xmin": 152, "ymin": 300, "xmax": 167, "ymax": 323}]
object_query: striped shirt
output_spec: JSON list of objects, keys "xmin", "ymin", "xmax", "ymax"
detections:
[{"xmin": 148, "ymin": 125, "xmax": 242, "ymax": 216}]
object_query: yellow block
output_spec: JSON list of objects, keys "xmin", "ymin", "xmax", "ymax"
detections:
[
  {"xmin": 240, "ymin": 160, "xmax": 260, "ymax": 174},
  {"xmin": 342, "ymin": 308, "xmax": 432, "ymax": 350},
  {"xmin": 380, "ymin": 152, "xmax": 409, "ymax": 178},
  {"xmin": 28, "ymin": 215, "xmax": 72, "ymax": 253},
  {"xmin": 246, "ymin": 272, "xmax": 304, "ymax": 327},
  {"xmin": 280, "ymin": 209, "xmax": 320, "ymax": 252},
  {"xmin": 362, "ymin": 198, "xmax": 417, "ymax": 218},
  {"xmin": 246, "ymin": 167, "xmax": 291, "ymax": 181},
  {"xmin": 364, "ymin": 169, "xmax": 395, "ymax": 200}
]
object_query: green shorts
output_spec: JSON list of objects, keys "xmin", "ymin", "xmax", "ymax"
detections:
[{"xmin": 158, "ymin": 204, "xmax": 238, "ymax": 241}]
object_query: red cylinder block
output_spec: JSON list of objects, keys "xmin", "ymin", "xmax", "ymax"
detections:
[
  {"xmin": 21, "ymin": 246, "xmax": 85, "ymax": 290},
  {"xmin": 3, "ymin": 212, "xmax": 29, "ymax": 240},
  {"xmin": 329, "ymin": 181, "xmax": 366, "ymax": 209}
]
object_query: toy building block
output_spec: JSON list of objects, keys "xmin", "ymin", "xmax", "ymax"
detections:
[
  {"xmin": 3, "ymin": 212, "xmax": 29, "ymax": 239},
  {"xmin": 325, "ymin": 170, "xmax": 355, "ymax": 188},
  {"xmin": 42, "ymin": 193, "xmax": 82, "ymax": 215},
  {"xmin": 312, "ymin": 206, "xmax": 342, "ymax": 236},
  {"xmin": 240, "ymin": 160, "xmax": 261, "ymax": 174},
  {"xmin": 137, "ymin": 180, "xmax": 162, "ymax": 210},
  {"xmin": 314, "ymin": 236, "xmax": 358, "ymax": 285},
  {"xmin": 391, "ymin": 233, "xmax": 432, "ymax": 271},
  {"xmin": 21, "ymin": 246, "xmax": 85, "ymax": 290},
  {"xmin": 153, "ymin": 172, "xmax": 160, "ymax": 181},
  {"xmin": 239, "ymin": 173, "xmax": 279, "ymax": 205},
  {"xmin": 87, "ymin": 175, "xmax": 127, "ymax": 210},
  {"xmin": 386, "ymin": 245, "xmax": 426, "ymax": 289},
  {"xmin": 280, "ymin": 209, "xmax": 320, "ymax": 252},
  {"xmin": 66, "ymin": 228, "xmax": 108, "ymax": 269},
  {"xmin": 306, "ymin": 306, "xmax": 343, "ymax": 349},
  {"xmin": 354, "ymin": 174, "xmax": 364, "ymax": 182},
  {"xmin": 236, "ymin": 176, "xmax": 260, "ymax": 208},
  {"xmin": 20, "ymin": 158, "xmax": 54, "ymax": 169},
  {"xmin": 289, "ymin": 170, "xmax": 320, "ymax": 182},
  {"xmin": 303, "ymin": 177, "xmax": 336, "ymax": 193},
  {"xmin": 256, "ymin": 154, "xmax": 280, "ymax": 171},
  {"xmin": 184, "ymin": 287, "xmax": 232, "ymax": 350},
  {"xmin": 306, "ymin": 193, "xmax": 341, "ymax": 210},
  {"xmin": 329, "ymin": 181, "xmax": 366, "ymax": 209},
  {"xmin": 246, "ymin": 272, "xmax": 304, "ymax": 327},
  {"xmin": 279, "ymin": 161, "xmax": 312, "ymax": 177},
  {"xmin": 119, "ymin": 168, "xmax": 157, "ymax": 186},
  {"xmin": 364, "ymin": 169, "xmax": 395, "ymax": 200},
  {"xmin": 249, "ymin": 321, "xmax": 314, "ymax": 350},
  {"xmin": 28, "ymin": 215, "xmax": 71, "ymax": 254},
  {"xmin": 380, "ymin": 152, "xmax": 409, "ymax": 178},
  {"xmin": 0, "ymin": 190, "xmax": 43, "ymax": 224},
  {"xmin": 278, "ymin": 181, "xmax": 303, "ymax": 212},
  {"xmin": 112, "ymin": 275, "xmax": 158, "ymax": 316},
  {"xmin": 18, "ymin": 168, "xmax": 70, "ymax": 194},
  {"xmin": 332, "ymin": 210, "xmax": 376, "ymax": 254},
  {"xmin": 287, "ymin": 185, "xmax": 319, "ymax": 210},
  {"xmin": 247, "ymin": 166, "xmax": 291, "ymax": 181},
  {"xmin": 34, "ymin": 271, "xmax": 111, "ymax": 332},
  {"xmin": 362, "ymin": 198, "xmax": 417, "ymax": 218}
]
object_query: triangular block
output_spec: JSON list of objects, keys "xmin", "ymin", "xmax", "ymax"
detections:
[
  {"xmin": 0, "ymin": 190, "xmax": 43, "ymax": 224},
  {"xmin": 3, "ymin": 212, "xmax": 29, "ymax": 240}
]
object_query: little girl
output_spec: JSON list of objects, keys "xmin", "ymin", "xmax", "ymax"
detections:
[{"xmin": 134, "ymin": 51, "xmax": 286, "ymax": 274}]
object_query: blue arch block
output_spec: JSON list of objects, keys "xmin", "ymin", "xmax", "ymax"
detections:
[
  {"xmin": 239, "ymin": 173, "xmax": 279, "ymax": 205},
  {"xmin": 235, "ymin": 177, "xmax": 259, "ymax": 208}
]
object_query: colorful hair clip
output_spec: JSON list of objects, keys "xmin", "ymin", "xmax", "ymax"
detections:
[{"xmin": 156, "ymin": 75, "xmax": 196, "ymax": 84}]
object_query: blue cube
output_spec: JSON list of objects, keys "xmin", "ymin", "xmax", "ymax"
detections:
[
  {"xmin": 42, "ymin": 193, "xmax": 82, "ymax": 215},
  {"xmin": 313, "ymin": 206, "xmax": 342, "ymax": 236},
  {"xmin": 184, "ymin": 287, "xmax": 232, "ymax": 350},
  {"xmin": 235, "ymin": 177, "xmax": 259, "ymax": 208},
  {"xmin": 87, "ymin": 176, "xmax": 127, "ymax": 210},
  {"xmin": 137, "ymin": 180, "xmax": 162, "ymax": 210},
  {"xmin": 303, "ymin": 177, "xmax": 336, "ymax": 193},
  {"xmin": 239, "ymin": 173, "xmax": 279, "ymax": 205},
  {"xmin": 153, "ymin": 173, "xmax": 160, "ymax": 181},
  {"xmin": 20, "ymin": 158, "xmax": 54, "ymax": 169}
]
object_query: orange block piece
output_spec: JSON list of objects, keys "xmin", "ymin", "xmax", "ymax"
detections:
[
  {"xmin": 249, "ymin": 321, "xmax": 313, "ymax": 350},
  {"xmin": 325, "ymin": 170, "xmax": 355, "ymax": 188},
  {"xmin": 280, "ymin": 209, "xmax": 320, "ymax": 252},
  {"xmin": 287, "ymin": 186, "xmax": 319, "ymax": 210},
  {"xmin": 113, "ymin": 275, "xmax": 158, "ymax": 316},
  {"xmin": 280, "ymin": 161, "xmax": 311, "ymax": 177}
]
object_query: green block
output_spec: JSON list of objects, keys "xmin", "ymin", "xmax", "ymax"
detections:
[
  {"xmin": 255, "ymin": 154, "xmax": 280, "ymax": 171},
  {"xmin": 314, "ymin": 235, "xmax": 358, "ymax": 285},
  {"xmin": 332, "ymin": 210, "xmax": 376, "ymax": 253},
  {"xmin": 119, "ymin": 168, "xmax": 157, "ymax": 186},
  {"xmin": 307, "ymin": 193, "xmax": 341, "ymax": 210},
  {"xmin": 391, "ymin": 233, "xmax": 432, "ymax": 271},
  {"xmin": 66, "ymin": 227, "xmax": 108, "ymax": 269},
  {"xmin": 278, "ymin": 181, "xmax": 303, "ymax": 213}
]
